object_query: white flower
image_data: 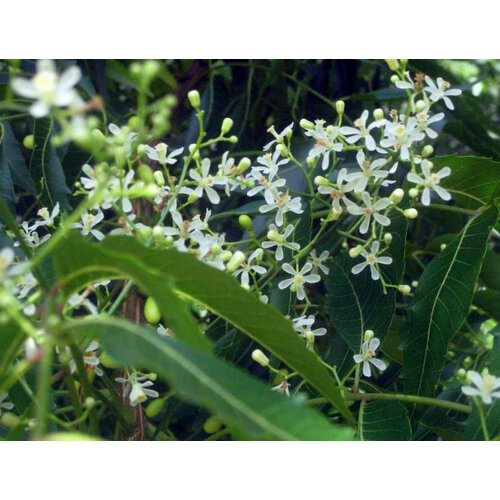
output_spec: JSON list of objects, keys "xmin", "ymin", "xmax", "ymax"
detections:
[
  {"xmin": 11, "ymin": 59, "xmax": 82, "ymax": 117},
  {"xmin": 317, "ymin": 168, "xmax": 354, "ymax": 213},
  {"xmin": 410, "ymin": 109, "xmax": 444, "ymax": 139},
  {"xmin": 180, "ymin": 159, "xmax": 226, "ymax": 204},
  {"xmin": 146, "ymin": 143, "xmax": 183, "ymax": 165},
  {"xmin": 67, "ymin": 290, "xmax": 98, "ymax": 315},
  {"xmin": 345, "ymin": 151, "xmax": 391, "ymax": 193},
  {"xmin": 261, "ymin": 224, "xmax": 300, "ymax": 261},
  {"xmin": 293, "ymin": 315, "xmax": 327, "ymax": 350},
  {"xmin": 15, "ymin": 221, "xmax": 50, "ymax": 249},
  {"xmin": 305, "ymin": 120, "xmax": 344, "ymax": 170},
  {"xmin": 278, "ymin": 262, "xmax": 320, "ymax": 301},
  {"xmin": 157, "ymin": 324, "xmax": 173, "ymax": 337},
  {"xmin": 259, "ymin": 188, "xmax": 303, "ymax": 227},
  {"xmin": 163, "ymin": 214, "xmax": 203, "ymax": 252},
  {"xmin": 461, "ymin": 371, "xmax": 500, "ymax": 405},
  {"xmin": 233, "ymin": 249, "xmax": 267, "ymax": 286},
  {"xmin": 407, "ymin": 161, "xmax": 451, "ymax": 206},
  {"xmin": 351, "ymin": 241, "xmax": 393, "ymax": 281},
  {"xmin": 264, "ymin": 123, "xmax": 294, "ymax": 151},
  {"xmin": 0, "ymin": 393, "xmax": 14, "ymax": 415},
  {"xmin": 346, "ymin": 192, "xmax": 391, "ymax": 234},
  {"xmin": 80, "ymin": 163, "xmax": 99, "ymax": 191},
  {"xmin": 72, "ymin": 209, "xmax": 105, "ymax": 240},
  {"xmin": 68, "ymin": 341, "xmax": 103, "ymax": 377},
  {"xmin": 353, "ymin": 337, "xmax": 386, "ymax": 377},
  {"xmin": 217, "ymin": 151, "xmax": 239, "ymax": 195},
  {"xmin": 0, "ymin": 247, "xmax": 15, "ymax": 279},
  {"xmin": 340, "ymin": 110, "xmax": 385, "ymax": 151},
  {"xmin": 252, "ymin": 150, "xmax": 289, "ymax": 178},
  {"xmin": 35, "ymin": 202, "xmax": 60, "ymax": 228},
  {"xmin": 246, "ymin": 167, "xmax": 286, "ymax": 202},
  {"xmin": 271, "ymin": 379, "xmax": 291, "ymax": 396},
  {"xmin": 108, "ymin": 123, "xmax": 137, "ymax": 154},
  {"xmin": 423, "ymin": 76, "xmax": 462, "ymax": 110},
  {"xmin": 380, "ymin": 120, "xmax": 425, "ymax": 160},
  {"xmin": 309, "ymin": 249, "xmax": 329, "ymax": 275},
  {"xmin": 15, "ymin": 272, "xmax": 38, "ymax": 299},
  {"xmin": 116, "ymin": 375, "xmax": 159, "ymax": 407}
]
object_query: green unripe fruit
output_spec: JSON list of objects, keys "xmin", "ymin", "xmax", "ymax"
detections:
[
  {"xmin": 145, "ymin": 397, "xmax": 166, "ymax": 418},
  {"xmin": 144, "ymin": 297, "xmax": 162, "ymax": 324},
  {"xmin": 23, "ymin": 134, "xmax": 34, "ymax": 149},
  {"xmin": 138, "ymin": 164, "xmax": 156, "ymax": 185},
  {"xmin": 221, "ymin": 117, "xmax": 234, "ymax": 135},
  {"xmin": 101, "ymin": 351, "xmax": 121, "ymax": 369},
  {"xmin": 203, "ymin": 415, "xmax": 223, "ymax": 434},
  {"xmin": 238, "ymin": 214, "xmax": 253, "ymax": 232}
]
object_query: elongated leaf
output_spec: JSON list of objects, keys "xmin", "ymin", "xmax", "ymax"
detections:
[
  {"xmin": 480, "ymin": 249, "xmax": 500, "ymax": 291},
  {"xmin": 0, "ymin": 138, "xmax": 16, "ymax": 209},
  {"xmin": 0, "ymin": 320, "xmax": 26, "ymax": 389},
  {"xmin": 51, "ymin": 232, "xmax": 210, "ymax": 353},
  {"xmin": 402, "ymin": 206, "xmax": 498, "ymax": 406},
  {"xmin": 360, "ymin": 400, "xmax": 411, "ymax": 441},
  {"xmin": 30, "ymin": 118, "xmax": 71, "ymax": 209},
  {"xmin": 433, "ymin": 155, "xmax": 500, "ymax": 209},
  {"xmin": 61, "ymin": 317, "xmax": 354, "ymax": 441},
  {"xmin": 463, "ymin": 327, "xmax": 500, "ymax": 440},
  {"xmin": 474, "ymin": 289, "xmax": 500, "ymax": 321},
  {"xmin": 50, "ymin": 232, "xmax": 353, "ymax": 422},
  {"xmin": 325, "ymin": 208, "xmax": 407, "ymax": 352}
]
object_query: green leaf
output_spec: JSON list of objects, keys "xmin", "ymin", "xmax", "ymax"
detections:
[
  {"xmin": 473, "ymin": 289, "xmax": 500, "ymax": 321},
  {"xmin": 480, "ymin": 249, "xmax": 500, "ymax": 292},
  {"xmin": 359, "ymin": 400, "xmax": 411, "ymax": 441},
  {"xmin": 0, "ymin": 320, "xmax": 26, "ymax": 390},
  {"xmin": 402, "ymin": 206, "xmax": 498, "ymax": 405},
  {"xmin": 62, "ymin": 317, "xmax": 354, "ymax": 441},
  {"xmin": 29, "ymin": 118, "xmax": 71, "ymax": 209},
  {"xmin": 0, "ymin": 136, "xmax": 16, "ymax": 209},
  {"xmin": 50, "ymin": 232, "xmax": 353, "ymax": 422},
  {"xmin": 463, "ymin": 327, "xmax": 500, "ymax": 440},
  {"xmin": 433, "ymin": 155, "xmax": 500, "ymax": 209},
  {"xmin": 325, "ymin": 208, "xmax": 407, "ymax": 352}
]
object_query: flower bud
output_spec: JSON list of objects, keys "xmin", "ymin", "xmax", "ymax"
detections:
[
  {"xmin": 385, "ymin": 59, "xmax": 400, "ymax": 71},
  {"xmin": 390, "ymin": 75, "xmax": 400, "ymax": 84},
  {"xmin": 221, "ymin": 117, "xmax": 234, "ymax": 135},
  {"xmin": 1, "ymin": 413, "xmax": 20, "ymax": 428},
  {"xmin": 137, "ymin": 225, "xmax": 152, "ymax": 238},
  {"xmin": 299, "ymin": 118, "xmax": 314, "ymax": 130},
  {"xmin": 330, "ymin": 208, "xmax": 342, "ymax": 220},
  {"xmin": 137, "ymin": 144, "xmax": 148, "ymax": 156},
  {"xmin": 236, "ymin": 157, "xmax": 251, "ymax": 173},
  {"xmin": 336, "ymin": 100, "xmax": 345, "ymax": 115},
  {"xmin": 138, "ymin": 164, "xmax": 155, "ymax": 185},
  {"xmin": 152, "ymin": 225, "xmax": 165, "ymax": 242},
  {"xmin": 314, "ymin": 175, "xmax": 329, "ymax": 186},
  {"xmin": 228, "ymin": 135, "xmax": 238, "ymax": 144},
  {"xmin": 203, "ymin": 415, "xmax": 223, "ymax": 434},
  {"xmin": 440, "ymin": 243, "xmax": 447, "ymax": 251},
  {"xmin": 84, "ymin": 397, "xmax": 96, "ymax": 410},
  {"xmin": 364, "ymin": 329, "xmax": 375, "ymax": 342},
  {"xmin": 226, "ymin": 251, "xmax": 245, "ymax": 272},
  {"xmin": 252, "ymin": 349, "xmax": 269, "ymax": 367},
  {"xmin": 404, "ymin": 208, "xmax": 418, "ymax": 219},
  {"xmin": 384, "ymin": 233, "xmax": 392, "ymax": 245},
  {"xmin": 409, "ymin": 188, "xmax": 419, "ymax": 198},
  {"xmin": 23, "ymin": 134, "xmax": 34, "ymax": 149},
  {"xmin": 390, "ymin": 188, "xmax": 404, "ymax": 204},
  {"xmin": 187, "ymin": 90, "xmax": 200, "ymax": 108},
  {"xmin": 421, "ymin": 159, "xmax": 433, "ymax": 171},
  {"xmin": 349, "ymin": 245, "xmax": 364, "ymax": 258},
  {"xmin": 267, "ymin": 230, "xmax": 283, "ymax": 243},
  {"xmin": 210, "ymin": 244, "xmax": 222, "ymax": 256},
  {"xmin": 306, "ymin": 156, "xmax": 315, "ymax": 168},
  {"xmin": 220, "ymin": 250, "xmax": 232, "ymax": 262},
  {"xmin": 421, "ymin": 145, "xmax": 434, "ymax": 158},
  {"xmin": 464, "ymin": 356, "xmax": 472, "ymax": 368},
  {"xmin": 238, "ymin": 214, "xmax": 253, "ymax": 232},
  {"xmin": 415, "ymin": 100, "xmax": 427, "ymax": 113},
  {"xmin": 187, "ymin": 192, "xmax": 199, "ymax": 204},
  {"xmin": 153, "ymin": 170, "xmax": 165, "ymax": 186},
  {"xmin": 398, "ymin": 284, "xmax": 412, "ymax": 295},
  {"xmin": 373, "ymin": 108, "xmax": 384, "ymax": 121},
  {"xmin": 411, "ymin": 281, "xmax": 418, "ymax": 288},
  {"xmin": 145, "ymin": 397, "xmax": 165, "ymax": 418},
  {"xmin": 306, "ymin": 330, "xmax": 316, "ymax": 345},
  {"xmin": 144, "ymin": 296, "xmax": 162, "ymax": 324},
  {"xmin": 457, "ymin": 368, "xmax": 466, "ymax": 380},
  {"xmin": 128, "ymin": 116, "xmax": 141, "ymax": 131}
]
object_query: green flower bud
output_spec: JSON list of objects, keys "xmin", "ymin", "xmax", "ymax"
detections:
[
  {"xmin": 409, "ymin": 188, "xmax": 419, "ymax": 198},
  {"xmin": 187, "ymin": 90, "xmax": 200, "ymax": 108},
  {"xmin": 143, "ymin": 60, "xmax": 160, "ymax": 79},
  {"xmin": 421, "ymin": 145, "xmax": 434, "ymax": 158},
  {"xmin": 220, "ymin": 250, "xmax": 232, "ymax": 262},
  {"xmin": 336, "ymin": 100, "xmax": 345, "ymax": 115},
  {"xmin": 226, "ymin": 251, "xmax": 245, "ymax": 272},
  {"xmin": 228, "ymin": 135, "xmax": 238, "ymax": 144},
  {"xmin": 364, "ymin": 329, "xmax": 375, "ymax": 342},
  {"xmin": 314, "ymin": 176, "xmax": 329, "ymax": 186},
  {"xmin": 385, "ymin": 59, "xmax": 400, "ymax": 71},
  {"xmin": 236, "ymin": 157, "xmax": 251, "ymax": 173},
  {"xmin": 152, "ymin": 225, "xmax": 165, "ymax": 243},
  {"xmin": 398, "ymin": 284, "xmax": 412, "ymax": 295},
  {"xmin": 211, "ymin": 244, "xmax": 222, "ymax": 255},
  {"xmin": 138, "ymin": 164, "xmax": 155, "ymax": 185},
  {"xmin": 267, "ymin": 230, "xmax": 283, "ymax": 243},
  {"xmin": 384, "ymin": 233, "xmax": 393, "ymax": 245},
  {"xmin": 23, "ymin": 134, "xmax": 34, "ymax": 149},
  {"xmin": 463, "ymin": 356, "xmax": 473, "ymax": 368},
  {"xmin": 144, "ymin": 297, "xmax": 162, "ymax": 324},
  {"xmin": 349, "ymin": 245, "xmax": 364, "ymax": 258},
  {"xmin": 457, "ymin": 368, "xmax": 466, "ymax": 380},
  {"xmin": 415, "ymin": 100, "xmax": 427, "ymax": 113},
  {"xmin": 373, "ymin": 108, "xmax": 384, "ymax": 121},
  {"xmin": 390, "ymin": 75, "xmax": 400, "ymax": 84},
  {"xmin": 114, "ymin": 147, "xmax": 127, "ymax": 168},
  {"xmin": 404, "ymin": 208, "xmax": 418, "ymax": 219},
  {"xmin": 145, "ymin": 397, "xmax": 166, "ymax": 419},
  {"xmin": 306, "ymin": 156, "xmax": 315, "ymax": 168},
  {"xmin": 251, "ymin": 349, "xmax": 269, "ymax": 367},
  {"xmin": 238, "ymin": 214, "xmax": 253, "ymax": 231},
  {"xmin": 128, "ymin": 116, "xmax": 141, "ymax": 131},
  {"xmin": 306, "ymin": 330, "xmax": 316, "ymax": 345},
  {"xmin": 137, "ymin": 225, "xmax": 152, "ymax": 238},
  {"xmin": 188, "ymin": 192, "xmax": 199, "ymax": 204},
  {"xmin": 440, "ymin": 243, "xmax": 447, "ymax": 251},
  {"xmin": 153, "ymin": 170, "xmax": 165, "ymax": 187},
  {"xmin": 221, "ymin": 117, "xmax": 234, "ymax": 135},
  {"xmin": 137, "ymin": 144, "xmax": 148, "ymax": 156},
  {"xmin": 390, "ymin": 188, "xmax": 404, "ymax": 204},
  {"xmin": 300, "ymin": 118, "xmax": 314, "ymax": 129},
  {"xmin": 84, "ymin": 397, "xmax": 96, "ymax": 410},
  {"xmin": 1, "ymin": 412, "xmax": 20, "ymax": 428},
  {"xmin": 203, "ymin": 415, "xmax": 224, "ymax": 434},
  {"xmin": 411, "ymin": 281, "xmax": 418, "ymax": 288}
]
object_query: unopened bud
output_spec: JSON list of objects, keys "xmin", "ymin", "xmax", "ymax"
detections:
[
  {"xmin": 440, "ymin": 243, "xmax": 447, "ymax": 251},
  {"xmin": 267, "ymin": 230, "xmax": 283, "ymax": 243},
  {"xmin": 220, "ymin": 250, "xmax": 232, "ymax": 262},
  {"xmin": 349, "ymin": 245, "xmax": 364, "ymax": 258},
  {"xmin": 138, "ymin": 164, "xmax": 155, "ymax": 185},
  {"xmin": 306, "ymin": 330, "xmax": 316, "ymax": 345},
  {"xmin": 384, "ymin": 233, "xmax": 392, "ymax": 245},
  {"xmin": 409, "ymin": 188, "xmax": 419, "ymax": 198},
  {"xmin": 404, "ymin": 208, "xmax": 418, "ymax": 219},
  {"xmin": 411, "ymin": 281, "xmax": 418, "ymax": 288},
  {"xmin": 364, "ymin": 329, "xmax": 375, "ymax": 342},
  {"xmin": 385, "ymin": 59, "xmax": 400, "ymax": 71},
  {"xmin": 300, "ymin": 118, "xmax": 314, "ymax": 129},
  {"xmin": 1, "ymin": 413, "xmax": 20, "ymax": 428},
  {"xmin": 306, "ymin": 156, "xmax": 315, "ymax": 168},
  {"xmin": 373, "ymin": 108, "xmax": 384, "ymax": 121},
  {"xmin": 252, "ymin": 349, "xmax": 269, "ymax": 367},
  {"xmin": 187, "ymin": 90, "xmax": 200, "ymax": 108},
  {"xmin": 236, "ymin": 157, "xmax": 251, "ymax": 173},
  {"xmin": 390, "ymin": 75, "xmax": 400, "ymax": 84},
  {"xmin": 390, "ymin": 188, "xmax": 404, "ymax": 203},
  {"xmin": 463, "ymin": 356, "xmax": 473, "ymax": 368},
  {"xmin": 228, "ymin": 135, "xmax": 238, "ymax": 144},
  {"xmin": 203, "ymin": 415, "xmax": 223, "ymax": 434},
  {"xmin": 398, "ymin": 285, "xmax": 412, "ymax": 295},
  {"xmin": 226, "ymin": 251, "xmax": 245, "ymax": 272},
  {"xmin": 221, "ymin": 117, "xmax": 234, "ymax": 135},
  {"xmin": 314, "ymin": 176, "xmax": 329, "ymax": 186},
  {"xmin": 421, "ymin": 145, "xmax": 434, "ymax": 158},
  {"xmin": 23, "ymin": 134, "xmax": 34, "ymax": 149},
  {"xmin": 152, "ymin": 225, "xmax": 165, "ymax": 242},
  {"xmin": 145, "ymin": 397, "xmax": 165, "ymax": 418},
  {"xmin": 457, "ymin": 368, "xmax": 466, "ymax": 380},
  {"xmin": 415, "ymin": 100, "xmax": 427, "ymax": 113},
  {"xmin": 84, "ymin": 397, "xmax": 96, "ymax": 410},
  {"xmin": 153, "ymin": 170, "xmax": 165, "ymax": 186},
  {"xmin": 336, "ymin": 101, "xmax": 345, "ymax": 115},
  {"xmin": 238, "ymin": 214, "xmax": 253, "ymax": 231},
  {"xmin": 188, "ymin": 193, "xmax": 199, "ymax": 204}
]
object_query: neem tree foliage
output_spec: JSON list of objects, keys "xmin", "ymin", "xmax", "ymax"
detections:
[{"xmin": 0, "ymin": 59, "xmax": 499, "ymax": 441}]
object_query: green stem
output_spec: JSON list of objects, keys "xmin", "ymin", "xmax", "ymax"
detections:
[
  {"xmin": 474, "ymin": 397, "xmax": 490, "ymax": 441},
  {"xmin": 33, "ymin": 335, "xmax": 54, "ymax": 439}
]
